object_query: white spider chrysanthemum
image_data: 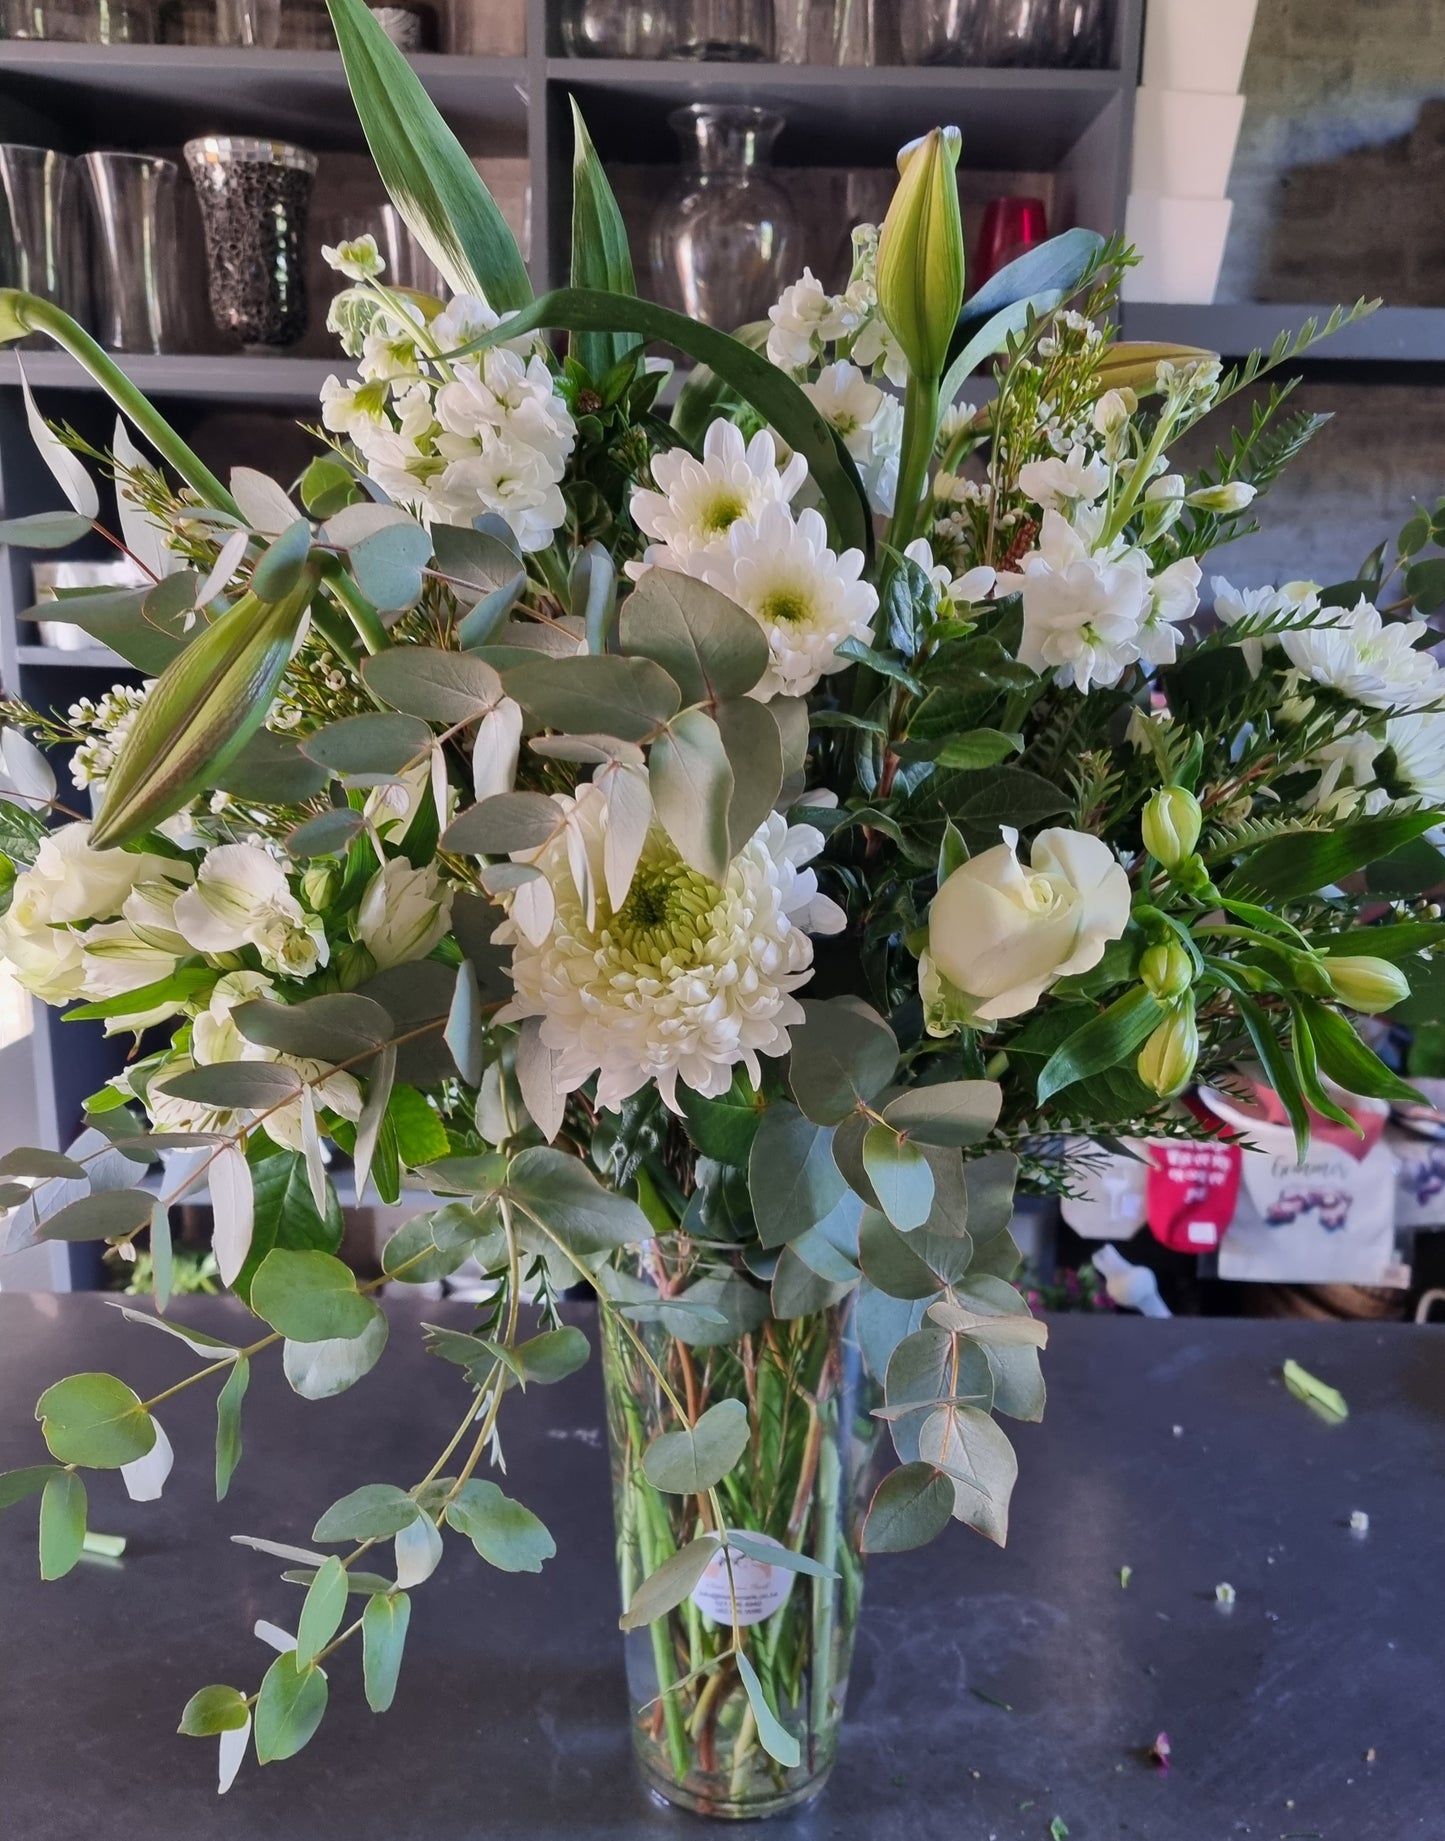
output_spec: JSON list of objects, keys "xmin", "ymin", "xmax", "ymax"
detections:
[
  {"xmin": 499, "ymin": 789, "xmax": 845, "ymax": 1113},
  {"xmin": 702, "ymin": 502, "xmax": 878, "ymax": 701},
  {"xmin": 630, "ymin": 422, "xmax": 806, "ymax": 562},
  {"xmin": 1282, "ymin": 597, "xmax": 1443, "ymax": 712}
]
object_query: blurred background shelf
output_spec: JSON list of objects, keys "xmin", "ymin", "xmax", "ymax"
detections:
[
  {"xmin": 0, "ymin": 349, "xmax": 342, "ymax": 400},
  {"xmin": 1120, "ymin": 302, "xmax": 1445, "ymax": 367}
]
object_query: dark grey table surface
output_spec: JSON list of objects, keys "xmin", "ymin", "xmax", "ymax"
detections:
[{"xmin": 1, "ymin": 1295, "xmax": 1440, "ymax": 1841}]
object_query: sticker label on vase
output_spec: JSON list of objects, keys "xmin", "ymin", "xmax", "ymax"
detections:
[{"xmin": 690, "ymin": 1533, "xmax": 795, "ymax": 1628}]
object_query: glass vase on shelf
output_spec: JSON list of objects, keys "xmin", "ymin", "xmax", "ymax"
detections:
[
  {"xmin": 650, "ymin": 104, "xmax": 796, "ymax": 329},
  {"xmin": 672, "ymin": 0, "xmax": 774, "ymax": 61},
  {"xmin": 601, "ymin": 1239, "xmax": 880, "ymax": 1820},
  {"xmin": 987, "ymin": 0, "xmax": 1061, "ymax": 65},
  {"xmin": 183, "ymin": 136, "xmax": 317, "ymax": 351},
  {"xmin": 561, "ymin": 0, "xmax": 676, "ymax": 57},
  {"xmin": 898, "ymin": 0, "xmax": 992, "ymax": 65}
]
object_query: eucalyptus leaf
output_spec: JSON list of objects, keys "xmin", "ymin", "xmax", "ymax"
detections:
[
  {"xmin": 735, "ymin": 1650, "xmax": 800, "ymax": 1769},
  {"xmin": 363, "ymin": 646, "xmax": 505, "ymax": 725},
  {"xmin": 286, "ymin": 808, "xmax": 367, "ymax": 859},
  {"xmin": 215, "ymin": 1354, "xmax": 250, "ymax": 1501},
  {"xmin": 158, "ymin": 1062, "xmax": 303, "ymax": 1109},
  {"xmin": 883, "ymin": 1080, "xmax": 1002, "ymax": 1148},
  {"xmin": 301, "ymin": 712, "xmax": 433, "ymax": 779},
  {"xmin": 445, "ymin": 1480, "xmax": 555, "ymax": 1572},
  {"xmin": 38, "ymin": 1471, "xmax": 87, "ymax": 1581},
  {"xmin": 362, "ymin": 1591, "xmax": 411, "ymax": 1714},
  {"xmin": 233, "ymin": 993, "xmax": 391, "ymax": 1066},
  {"xmin": 503, "ymin": 653, "xmax": 680, "ymax": 744},
  {"xmin": 619, "ymin": 571, "xmax": 769, "ymax": 706},
  {"xmin": 253, "ymin": 1651, "xmax": 328, "ymax": 1765},
  {"xmin": 788, "ymin": 998, "xmax": 899, "ymax": 1126},
  {"xmin": 748, "ymin": 1104, "xmax": 847, "ymax": 1248},
  {"xmin": 505, "ymin": 1146, "xmax": 653, "ymax": 1256},
  {"xmin": 642, "ymin": 1398, "xmax": 749, "ymax": 1495},
  {"xmin": 862, "ymin": 1462, "xmax": 954, "ymax": 1552},
  {"xmin": 295, "ymin": 1555, "xmax": 348, "ymax": 1669},
  {"xmin": 716, "ymin": 697, "xmax": 784, "ymax": 856},
  {"xmin": 442, "ymin": 790, "xmax": 560, "ymax": 855},
  {"xmin": 619, "ymin": 1536, "xmax": 717, "ymax": 1631},
  {"xmin": 35, "ymin": 1372, "xmax": 156, "ymax": 1469},
  {"xmin": 217, "ymin": 728, "xmax": 330, "ymax": 804},
  {"xmin": 650, "ymin": 708, "xmax": 734, "ymax": 883},
  {"xmin": 349, "ymin": 520, "xmax": 434, "ymax": 614},
  {"xmin": 250, "ymin": 1249, "xmax": 380, "ymax": 1343},
  {"xmin": 862, "ymin": 1126, "xmax": 935, "ymax": 1232},
  {"xmin": 283, "ymin": 1311, "xmax": 390, "ymax": 1400}
]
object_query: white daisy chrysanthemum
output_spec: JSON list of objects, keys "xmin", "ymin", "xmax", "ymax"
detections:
[
  {"xmin": 1382, "ymin": 711, "xmax": 1445, "ymax": 807},
  {"xmin": 1282, "ymin": 597, "xmax": 1443, "ymax": 712},
  {"xmin": 630, "ymin": 421, "xmax": 807, "ymax": 562},
  {"xmin": 703, "ymin": 502, "xmax": 878, "ymax": 702},
  {"xmin": 498, "ymin": 788, "xmax": 845, "ymax": 1113}
]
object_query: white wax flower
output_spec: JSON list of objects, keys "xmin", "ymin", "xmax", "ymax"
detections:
[
  {"xmin": 356, "ymin": 859, "xmax": 453, "ymax": 972},
  {"xmin": 499, "ymin": 790, "xmax": 845, "ymax": 1113},
  {"xmin": 999, "ymin": 510, "xmax": 1150, "ymax": 694},
  {"xmin": 925, "ymin": 825, "xmax": 1131, "ymax": 1025}
]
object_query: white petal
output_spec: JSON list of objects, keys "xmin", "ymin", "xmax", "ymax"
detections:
[
  {"xmin": 217, "ymin": 1715, "xmax": 250, "ymax": 1795},
  {"xmin": 472, "ymin": 700, "xmax": 524, "ymax": 802},
  {"xmin": 112, "ymin": 417, "xmax": 179, "ymax": 579},
  {"xmin": 393, "ymin": 1511, "xmax": 443, "ymax": 1588},
  {"xmin": 0, "ymin": 728, "xmax": 56, "ymax": 810},
  {"xmin": 511, "ymin": 873, "xmax": 556, "ymax": 948},
  {"xmin": 120, "ymin": 1415, "xmax": 174, "ymax": 1501},
  {"xmin": 299, "ymin": 1085, "xmax": 327, "ymax": 1217},
  {"xmin": 253, "ymin": 1620, "xmax": 297, "ymax": 1653},
  {"xmin": 229, "ymin": 467, "xmax": 300, "ymax": 537},
  {"xmin": 210, "ymin": 1145, "xmax": 254, "ymax": 1289},
  {"xmin": 430, "ymin": 742, "xmax": 450, "ymax": 832},
  {"xmin": 20, "ymin": 361, "xmax": 98, "ymax": 517},
  {"xmin": 196, "ymin": 527, "xmax": 250, "ymax": 610}
]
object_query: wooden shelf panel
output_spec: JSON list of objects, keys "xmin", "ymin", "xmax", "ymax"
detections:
[
  {"xmin": 550, "ymin": 60, "xmax": 1124, "ymax": 169},
  {"xmin": 0, "ymin": 349, "xmax": 338, "ymax": 403},
  {"xmin": 16, "ymin": 645, "xmax": 130, "ymax": 670},
  {"xmin": 0, "ymin": 45, "xmax": 529, "ymax": 153},
  {"xmin": 1120, "ymin": 302, "xmax": 1445, "ymax": 367}
]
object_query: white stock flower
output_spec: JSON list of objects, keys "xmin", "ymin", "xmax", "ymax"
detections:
[
  {"xmin": 321, "ymin": 233, "xmax": 385, "ymax": 281},
  {"xmin": 1018, "ymin": 446, "xmax": 1110, "ymax": 516},
  {"xmin": 173, "ymin": 844, "xmax": 327, "ymax": 979},
  {"xmin": 356, "ymin": 859, "xmax": 453, "ymax": 971},
  {"xmin": 500, "ymin": 788, "xmax": 844, "ymax": 1112},
  {"xmin": 630, "ymin": 421, "xmax": 806, "ymax": 561},
  {"xmin": 999, "ymin": 511, "xmax": 1150, "ymax": 694},
  {"xmin": 1282, "ymin": 597, "xmax": 1442, "ymax": 711},
  {"xmin": 702, "ymin": 502, "xmax": 878, "ymax": 701},
  {"xmin": 766, "ymin": 269, "xmax": 844, "ymax": 373},
  {"xmin": 926, "ymin": 825, "xmax": 1131, "ymax": 1024},
  {"xmin": 1137, "ymin": 556, "xmax": 1202, "ymax": 669},
  {"xmin": 904, "ymin": 540, "xmax": 995, "ymax": 612},
  {"xmin": 803, "ymin": 362, "xmax": 903, "ymax": 516}
]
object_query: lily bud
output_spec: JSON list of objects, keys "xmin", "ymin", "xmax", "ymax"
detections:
[
  {"xmin": 1092, "ymin": 341, "xmax": 1216, "ymax": 398},
  {"xmin": 1187, "ymin": 481, "xmax": 1258, "ymax": 514},
  {"xmin": 1142, "ymin": 786, "xmax": 1202, "ymax": 869},
  {"xmin": 877, "ymin": 126, "xmax": 964, "ymax": 383},
  {"xmin": 1140, "ymin": 942, "xmax": 1193, "ymax": 1002},
  {"xmin": 1322, "ymin": 955, "xmax": 1411, "ymax": 1015},
  {"xmin": 1137, "ymin": 1000, "xmax": 1199, "ymax": 1099}
]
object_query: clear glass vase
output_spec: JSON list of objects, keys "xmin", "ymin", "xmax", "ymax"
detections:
[
  {"xmin": 600, "ymin": 1248, "xmax": 880, "ymax": 1821},
  {"xmin": 649, "ymin": 104, "xmax": 797, "ymax": 329}
]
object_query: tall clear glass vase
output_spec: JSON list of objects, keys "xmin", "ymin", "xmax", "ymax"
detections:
[{"xmin": 600, "ymin": 1248, "xmax": 880, "ymax": 1820}]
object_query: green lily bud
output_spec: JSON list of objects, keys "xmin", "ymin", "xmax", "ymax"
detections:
[
  {"xmin": 877, "ymin": 126, "xmax": 964, "ymax": 384},
  {"xmin": 1142, "ymin": 786, "xmax": 1202, "ymax": 870},
  {"xmin": 335, "ymin": 942, "xmax": 378, "ymax": 991},
  {"xmin": 91, "ymin": 571, "xmax": 316, "ymax": 849},
  {"xmin": 1140, "ymin": 942, "xmax": 1193, "ymax": 1002},
  {"xmin": 1322, "ymin": 955, "xmax": 1411, "ymax": 1015},
  {"xmin": 1137, "ymin": 1000, "xmax": 1199, "ymax": 1099},
  {"xmin": 301, "ymin": 862, "xmax": 341, "ymax": 913}
]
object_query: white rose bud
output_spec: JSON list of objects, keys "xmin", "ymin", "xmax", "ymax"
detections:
[
  {"xmin": 357, "ymin": 860, "xmax": 453, "ymax": 973},
  {"xmin": 926, "ymin": 826, "xmax": 1131, "ymax": 1024}
]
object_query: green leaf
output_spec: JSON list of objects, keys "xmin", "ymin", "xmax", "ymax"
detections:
[
  {"xmin": 735, "ymin": 1650, "xmax": 800, "ymax": 1769},
  {"xmin": 451, "ymin": 288, "xmax": 869, "ymax": 556},
  {"xmin": 502, "ymin": 652, "xmax": 680, "ymax": 744},
  {"xmin": 1229, "ymin": 810, "xmax": 1444, "ymax": 901},
  {"xmin": 0, "ymin": 508, "xmax": 93, "ymax": 546},
  {"xmin": 1036, "ymin": 988, "xmax": 1165, "ymax": 1105},
  {"xmin": 158, "ymin": 1061, "xmax": 302, "ymax": 1109},
  {"xmin": 858, "ymin": 1210, "xmax": 945, "ymax": 1301},
  {"xmin": 1365, "ymin": 836, "xmax": 1445, "ymax": 897},
  {"xmin": 362, "ymin": 1591, "xmax": 411, "ymax": 1713},
  {"xmin": 1302, "ymin": 999, "xmax": 1421, "ymax": 1104},
  {"xmin": 325, "ymin": 0, "xmax": 530, "ymax": 308},
  {"xmin": 571, "ymin": 541, "xmax": 618, "ymax": 654},
  {"xmin": 295, "ymin": 1555, "xmax": 349, "ymax": 1669},
  {"xmin": 955, "ymin": 226, "xmax": 1105, "ymax": 338},
  {"xmin": 512, "ymin": 1326, "xmax": 591, "ymax": 1385},
  {"xmin": 233, "ymin": 993, "xmax": 392, "ymax": 1066},
  {"xmin": 151, "ymin": 1200, "xmax": 173, "ymax": 1312},
  {"xmin": 932, "ymin": 729, "xmax": 1024, "ymax": 771},
  {"xmin": 834, "ymin": 637, "xmax": 924, "ymax": 694},
  {"xmin": 216, "ymin": 727, "xmax": 330, "ymax": 804},
  {"xmin": 253, "ymin": 1651, "xmax": 329, "ymax": 1765},
  {"xmin": 235, "ymin": 1151, "xmax": 346, "ymax": 1301},
  {"xmin": 179, "ymin": 1685, "xmax": 251, "ymax": 1737},
  {"xmin": 362, "ymin": 646, "xmax": 504, "ymax": 726},
  {"xmin": 0, "ymin": 1465, "xmax": 60, "ymax": 1513},
  {"xmin": 249, "ymin": 1249, "xmax": 381, "ymax": 1343},
  {"xmin": 788, "ymin": 997, "xmax": 899, "ymax": 1125},
  {"xmin": 1405, "ymin": 556, "xmax": 1445, "ymax": 615},
  {"xmin": 716, "ymin": 697, "xmax": 784, "ymax": 857},
  {"xmin": 314, "ymin": 1483, "xmax": 419, "ymax": 1544},
  {"xmin": 747, "ymin": 1103, "xmax": 848, "ymax": 1248},
  {"xmin": 771, "ymin": 1242, "xmax": 854, "ymax": 1318},
  {"xmin": 38, "ymin": 1471, "xmax": 87, "ymax": 1581},
  {"xmin": 445, "ymin": 1479, "xmax": 556, "ymax": 1572},
  {"xmin": 505, "ymin": 1145, "xmax": 652, "ymax": 1256},
  {"xmin": 619, "ymin": 1536, "xmax": 717, "ymax": 1631},
  {"xmin": 642, "ymin": 1398, "xmax": 750, "ymax": 1495},
  {"xmin": 34, "ymin": 1187, "xmax": 152, "ymax": 1243},
  {"xmin": 678, "ymin": 1068, "xmax": 766, "ymax": 1165},
  {"xmin": 1282, "ymin": 1357, "xmax": 1348, "ymax": 1423},
  {"xmin": 282, "ymin": 1311, "xmax": 389, "ymax": 1400},
  {"xmin": 650, "ymin": 708, "xmax": 734, "ymax": 883},
  {"xmin": 568, "ymin": 97, "xmax": 640, "ymax": 378},
  {"xmin": 36, "ymin": 1372, "xmax": 156, "ymax": 1469},
  {"xmin": 862, "ymin": 1126, "xmax": 935, "ymax": 1232},
  {"xmin": 444, "ymin": 960, "xmax": 483, "ymax": 1089},
  {"xmin": 386, "ymin": 1086, "xmax": 450, "ymax": 1167},
  {"xmin": 300, "ymin": 456, "xmax": 359, "ymax": 519},
  {"xmin": 348, "ymin": 520, "xmax": 433, "ymax": 614},
  {"xmin": 90, "ymin": 575, "xmax": 315, "ymax": 849},
  {"xmin": 215, "ymin": 1353, "xmax": 249, "ymax": 1502},
  {"xmin": 618, "ymin": 570, "xmax": 768, "ymax": 707},
  {"xmin": 301, "ymin": 711, "xmax": 433, "ymax": 779},
  {"xmin": 0, "ymin": 1146, "xmax": 85, "ymax": 1180},
  {"xmin": 883, "ymin": 1080, "xmax": 1002, "ymax": 1148},
  {"xmin": 725, "ymin": 1530, "xmax": 837, "ymax": 1580},
  {"xmin": 919, "ymin": 1402, "xmax": 1018, "ymax": 1544},
  {"xmin": 861, "ymin": 1462, "xmax": 954, "ymax": 1553},
  {"xmin": 251, "ymin": 519, "xmax": 312, "ymax": 602}
]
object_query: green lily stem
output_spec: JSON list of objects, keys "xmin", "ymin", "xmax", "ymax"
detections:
[
  {"xmin": 1, "ymin": 289, "xmax": 238, "ymax": 514},
  {"xmin": 315, "ymin": 554, "xmax": 390, "ymax": 655},
  {"xmin": 885, "ymin": 370, "xmax": 941, "ymax": 554}
]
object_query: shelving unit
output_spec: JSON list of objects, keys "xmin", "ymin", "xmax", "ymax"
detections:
[{"xmin": 1120, "ymin": 302, "xmax": 1445, "ymax": 368}]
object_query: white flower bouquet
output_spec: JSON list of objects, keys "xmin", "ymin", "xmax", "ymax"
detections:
[{"xmin": 1, "ymin": 1, "xmax": 1441, "ymax": 1819}]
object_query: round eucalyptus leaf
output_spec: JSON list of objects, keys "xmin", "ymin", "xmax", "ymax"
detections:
[
  {"xmin": 362, "ymin": 646, "xmax": 505, "ymax": 724},
  {"xmin": 618, "ymin": 569, "xmax": 769, "ymax": 705},
  {"xmin": 788, "ymin": 997, "xmax": 899, "ymax": 1126},
  {"xmin": 312, "ymin": 1483, "xmax": 419, "ymax": 1544},
  {"xmin": 35, "ymin": 1372, "xmax": 156, "ymax": 1469},
  {"xmin": 282, "ymin": 1311, "xmax": 389, "ymax": 1400},
  {"xmin": 857, "ymin": 1210, "xmax": 945, "ymax": 1301},
  {"xmin": 619, "ymin": 1535, "xmax": 717, "ymax": 1631},
  {"xmin": 285, "ymin": 808, "xmax": 366, "ymax": 860},
  {"xmin": 37, "ymin": 1188, "xmax": 155, "ymax": 1242},
  {"xmin": 157, "ymin": 1062, "xmax": 303, "ymax": 1109},
  {"xmin": 862, "ymin": 1125, "xmax": 936, "ymax": 1232},
  {"xmin": 883, "ymin": 1080, "xmax": 1004, "ymax": 1148},
  {"xmin": 232, "ymin": 993, "xmax": 392, "ymax": 1066},
  {"xmin": 861, "ymin": 1462, "xmax": 954, "ymax": 1553},
  {"xmin": 349, "ymin": 520, "xmax": 434, "ymax": 614},
  {"xmin": 442, "ymin": 791, "xmax": 560, "ymax": 855},
  {"xmin": 445, "ymin": 1479, "xmax": 555, "ymax": 1573},
  {"xmin": 251, "ymin": 1248, "xmax": 379, "ymax": 1343},
  {"xmin": 502, "ymin": 652, "xmax": 681, "ymax": 744},
  {"xmin": 642, "ymin": 1398, "xmax": 749, "ymax": 1495},
  {"xmin": 650, "ymin": 707, "xmax": 733, "ymax": 883},
  {"xmin": 301, "ymin": 712, "xmax": 433, "ymax": 777}
]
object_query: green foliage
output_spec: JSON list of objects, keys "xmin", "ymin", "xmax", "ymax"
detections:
[
  {"xmin": 35, "ymin": 1373, "xmax": 155, "ymax": 1470},
  {"xmin": 445, "ymin": 1481, "xmax": 555, "ymax": 1572}
]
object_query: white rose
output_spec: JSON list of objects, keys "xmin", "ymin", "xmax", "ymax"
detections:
[
  {"xmin": 18, "ymin": 823, "xmax": 179, "ymax": 926},
  {"xmin": 0, "ymin": 906, "xmax": 85, "ymax": 1002},
  {"xmin": 926, "ymin": 826, "xmax": 1131, "ymax": 1023},
  {"xmin": 356, "ymin": 860, "xmax": 453, "ymax": 972}
]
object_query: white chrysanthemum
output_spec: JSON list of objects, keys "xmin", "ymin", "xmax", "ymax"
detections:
[
  {"xmin": 499, "ymin": 789, "xmax": 845, "ymax": 1113},
  {"xmin": 998, "ymin": 510, "xmax": 1150, "ymax": 694},
  {"xmin": 1282, "ymin": 597, "xmax": 1443, "ymax": 711},
  {"xmin": 630, "ymin": 421, "xmax": 806, "ymax": 561},
  {"xmin": 701, "ymin": 502, "xmax": 878, "ymax": 701},
  {"xmin": 1383, "ymin": 712, "xmax": 1445, "ymax": 807}
]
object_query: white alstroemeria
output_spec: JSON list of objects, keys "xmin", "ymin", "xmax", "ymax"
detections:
[
  {"xmin": 173, "ymin": 844, "xmax": 327, "ymax": 979},
  {"xmin": 356, "ymin": 859, "xmax": 453, "ymax": 972},
  {"xmin": 1381, "ymin": 712, "xmax": 1445, "ymax": 808},
  {"xmin": 78, "ymin": 922, "xmax": 183, "ymax": 999},
  {"xmin": 1018, "ymin": 446, "xmax": 1110, "ymax": 517},
  {"xmin": 630, "ymin": 421, "xmax": 806, "ymax": 562},
  {"xmin": 1282, "ymin": 596, "xmax": 1442, "ymax": 712},
  {"xmin": 903, "ymin": 540, "xmax": 995, "ymax": 612},
  {"xmin": 365, "ymin": 759, "xmax": 432, "ymax": 839},
  {"xmin": 499, "ymin": 789, "xmax": 844, "ymax": 1112},
  {"xmin": 321, "ymin": 233, "xmax": 385, "ymax": 281},
  {"xmin": 766, "ymin": 268, "xmax": 845, "ymax": 373},
  {"xmin": 998, "ymin": 511, "xmax": 1150, "ymax": 694},
  {"xmin": 700, "ymin": 502, "xmax": 879, "ymax": 702},
  {"xmin": 1137, "ymin": 556, "xmax": 1203, "ymax": 669}
]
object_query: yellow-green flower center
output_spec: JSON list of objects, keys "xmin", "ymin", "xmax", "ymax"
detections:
[
  {"xmin": 702, "ymin": 490, "xmax": 748, "ymax": 535},
  {"xmin": 760, "ymin": 587, "xmax": 811, "ymax": 625},
  {"xmin": 608, "ymin": 856, "xmax": 722, "ymax": 966}
]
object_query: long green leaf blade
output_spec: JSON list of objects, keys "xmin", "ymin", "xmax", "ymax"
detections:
[
  {"xmin": 325, "ymin": 0, "xmax": 530, "ymax": 310},
  {"xmin": 569, "ymin": 98, "xmax": 640, "ymax": 378}
]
